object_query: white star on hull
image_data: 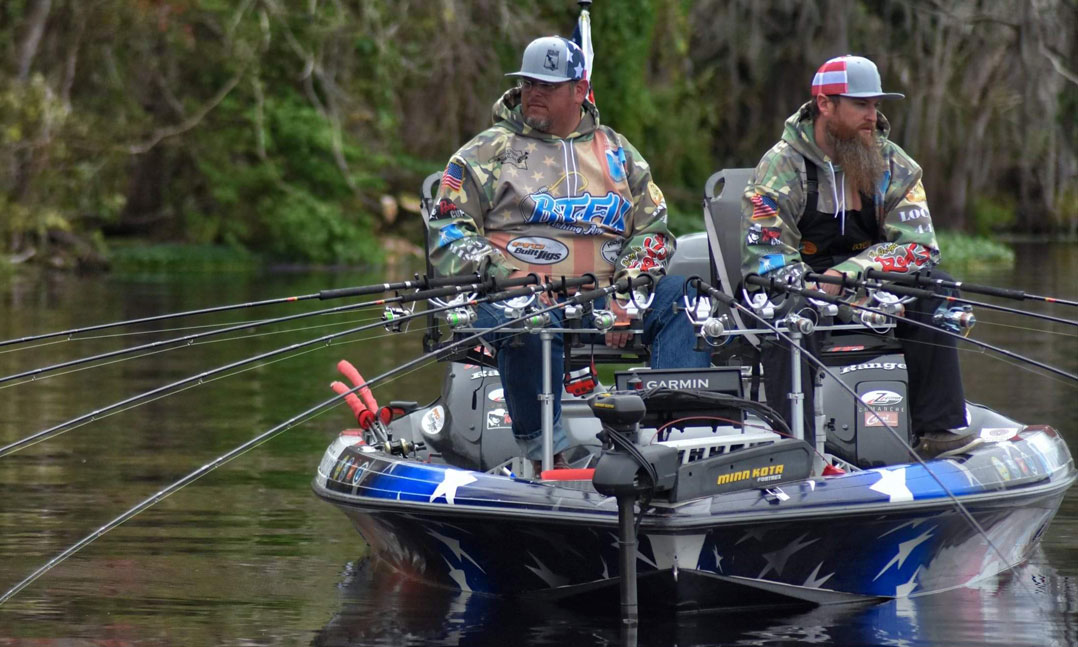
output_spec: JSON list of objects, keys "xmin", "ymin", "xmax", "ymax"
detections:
[{"xmin": 429, "ymin": 469, "xmax": 477, "ymax": 505}]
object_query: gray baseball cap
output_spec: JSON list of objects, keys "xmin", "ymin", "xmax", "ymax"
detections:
[
  {"xmin": 506, "ymin": 36, "xmax": 587, "ymax": 83},
  {"xmin": 811, "ymin": 55, "xmax": 904, "ymax": 100}
]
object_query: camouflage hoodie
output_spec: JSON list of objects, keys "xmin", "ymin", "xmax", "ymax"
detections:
[
  {"xmin": 427, "ymin": 88, "xmax": 672, "ymax": 283},
  {"xmin": 740, "ymin": 102, "xmax": 939, "ymax": 283}
]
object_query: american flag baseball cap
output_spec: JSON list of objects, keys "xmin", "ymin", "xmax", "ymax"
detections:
[
  {"xmin": 506, "ymin": 36, "xmax": 587, "ymax": 83},
  {"xmin": 811, "ymin": 55, "xmax": 904, "ymax": 100}
]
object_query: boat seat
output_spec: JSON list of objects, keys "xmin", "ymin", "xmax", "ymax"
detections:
[{"xmin": 418, "ymin": 171, "xmax": 650, "ymax": 368}]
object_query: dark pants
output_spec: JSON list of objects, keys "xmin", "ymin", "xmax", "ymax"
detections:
[{"xmin": 760, "ymin": 270, "xmax": 967, "ymax": 446}]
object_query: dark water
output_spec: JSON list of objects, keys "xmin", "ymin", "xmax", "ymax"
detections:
[{"xmin": 0, "ymin": 244, "xmax": 1075, "ymax": 646}]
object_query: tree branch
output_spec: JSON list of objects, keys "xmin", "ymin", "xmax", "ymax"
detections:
[{"xmin": 123, "ymin": 64, "xmax": 248, "ymax": 155}]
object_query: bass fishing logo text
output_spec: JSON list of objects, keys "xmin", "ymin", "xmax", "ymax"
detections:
[{"xmin": 521, "ymin": 191, "xmax": 630, "ymax": 235}]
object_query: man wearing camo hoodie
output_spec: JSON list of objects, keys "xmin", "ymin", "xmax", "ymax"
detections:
[
  {"xmin": 428, "ymin": 36, "xmax": 709, "ymax": 471},
  {"xmin": 741, "ymin": 55, "xmax": 977, "ymax": 459}
]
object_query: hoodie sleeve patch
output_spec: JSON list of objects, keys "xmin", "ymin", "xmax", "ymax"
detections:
[
  {"xmin": 750, "ymin": 194, "xmax": 779, "ymax": 220},
  {"xmin": 442, "ymin": 162, "xmax": 465, "ymax": 193}
]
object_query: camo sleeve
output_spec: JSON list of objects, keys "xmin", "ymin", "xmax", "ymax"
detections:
[
  {"xmin": 831, "ymin": 149, "xmax": 940, "ymax": 277},
  {"xmin": 426, "ymin": 155, "xmax": 515, "ymax": 278},
  {"xmin": 612, "ymin": 136, "xmax": 676, "ymax": 281},
  {"xmin": 740, "ymin": 145, "xmax": 810, "ymax": 284}
]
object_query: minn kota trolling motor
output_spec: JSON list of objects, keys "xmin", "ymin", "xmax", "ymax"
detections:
[{"xmin": 588, "ymin": 392, "xmax": 678, "ymax": 625}]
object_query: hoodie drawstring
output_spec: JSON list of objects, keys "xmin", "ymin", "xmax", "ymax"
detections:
[
  {"xmin": 561, "ymin": 140, "xmax": 580, "ymax": 195},
  {"xmin": 827, "ymin": 160, "xmax": 846, "ymax": 235}
]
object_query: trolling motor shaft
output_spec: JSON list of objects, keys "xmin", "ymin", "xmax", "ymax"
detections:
[{"xmin": 588, "ymin": 392, "xmax": 677, "ymax": 626}]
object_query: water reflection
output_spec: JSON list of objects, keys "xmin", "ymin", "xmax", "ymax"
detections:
[{"xmin": 313, "ymin": 551, "xmax": 1078, "ymax": 647}]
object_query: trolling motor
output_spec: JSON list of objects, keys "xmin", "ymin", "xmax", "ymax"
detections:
[{"xmin": 589, "ymin": 392, "xmax": 677, "ymax": 625}]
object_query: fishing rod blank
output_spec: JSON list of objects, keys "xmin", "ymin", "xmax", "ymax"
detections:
[
  {"xmin": 816, "ymin": 273, "xmax": 1078, "ymax": 327},
  {"xmin": 0, "ymin": 274, "xmax": 485, "ymax": 350},
  {"xmin": 746, "ymin": 274, "xmax": 1078, "ymax": 383},
  {"xmin": 0, "ymin": 297, "xmax": 401, "ymax": 387},
  {"xmin": 864, "ymin": 268, "xmax": 1078, "ymax": 308},
  {"xmin": 0, "ymin": 280, "xmax": 495, "ymax": 459},
  {"xmin": 0, "ymin": 272, "xmax": 622, "ymax": 605}
]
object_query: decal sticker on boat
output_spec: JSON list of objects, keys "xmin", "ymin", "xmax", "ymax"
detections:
[
  {"xmin": 860, "ymin": 390, "xmax": 903, "ymax": 406},
  {"xmin": 864, "ymin": 410, "xmax": 899, "ymax": 427},
  {"xmin": 716, "ymin": 464, "xmax": 785, "ymax": 486},
  {"xmin": 506, "ymin": 237, "xmax": 569, "ymax": 265},
  {"xmin": 991, "ymin": 456, "xmax": 1011, "ymax": 481},
  {"xmin": 840, "ymin": 361, "xmax": 907, "ymax": 375},
  {"xmin": 980, "ymin": 427, "xmax": 1020, "ymax": 443},
  {"xmin": 488, "ymin": 388, "xmax": 504, "ymax": 402},
  {"xmin": 421, "ymin": 405, "xmax": 445, "ymax": 436},
  {"xmin": 486, "ymin": 407, "xmax": 511, "ymax": 429},
  {"xmin": 469, "ymin": 368, "xmax": 499, "ymax": 380}
]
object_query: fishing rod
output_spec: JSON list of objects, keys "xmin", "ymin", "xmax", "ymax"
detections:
[
  {"xmin": 757, "ymin": 274, "xmax": 1078, "ymax": 383},
  {"xmin": 0, "ymin": 275, "xmax": 541, "ymax": 459},
  {"xmin": 0, "ymin": 297, "xmax": 404, "ymax": 387},
  {"xmin": 687, "ymin": 276, "xmax": 1041, "ymax": 608},
  {"xmin": 865, "ymin": 268, "xmax": 1078, "ymax": 308},
  {"xmin": 811, "ymin": 272, "xmax": 1078, "ymax": 328},
  {"xmin": 0, "ymin": 273, "xmax": 485, "ymax": 350},
  {"xmin": 0, "ymin": 272, "xmax": 649, "ymax": 605}
]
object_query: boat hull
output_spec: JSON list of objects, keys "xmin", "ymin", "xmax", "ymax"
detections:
[{"xmin": 312, "ymin": 427, "xmax": 1074, "ymax": 611}]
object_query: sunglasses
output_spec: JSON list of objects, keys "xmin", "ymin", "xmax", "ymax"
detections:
[{"xmin": 517, "ymin": 79, "xmax": 571, "ymax": 92}]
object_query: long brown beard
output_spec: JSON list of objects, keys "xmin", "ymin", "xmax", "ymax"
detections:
[{"xmin": 826, "ymin": 120, "xmax": 886, "ymax": 198}]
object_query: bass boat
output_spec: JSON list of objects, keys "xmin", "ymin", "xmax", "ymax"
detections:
[{"xmin": 311, "ymin": 169, "xmax": 1076, "ymax": 616}]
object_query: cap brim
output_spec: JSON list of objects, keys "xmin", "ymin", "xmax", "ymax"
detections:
[
  {"xmin": 505, "ymin": 71, "xmax": 573, "ymax": 83},
  {"xmin": 841, "ymin": 91, "xmax": 905, "ymax": 100}
]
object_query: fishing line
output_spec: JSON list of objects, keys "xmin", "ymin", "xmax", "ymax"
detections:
[
  {"xmin": 3, "ymin": 328, "xmax": 410, "ymax": 456},
  {"xmin": 693, "ymin": 278, "xmax": 1047, "ymax": 610},
  {"xmin": 0, "ymin": 283, "xmax": 494, "ymax": 459},
  {"xmin": 0, "ymin": 272, "xmax": 614, "ymax": 604},
  {"xmin": 956, "ymin": 346, "xmax": 1078, "ymax": 391},
  {"xmin": 0, "ymin": 299, "xmax": 402, "ymax": 387},
  {"xmin": 0, "ymin": 308, "xmax": 386, "ymax": 357},
  {"xmin": 971, "ymin": 318, "xmax": 1077, "ymax": 338},
  {"xmin": 0, "ymin": 274, "xmax": 487, "ymax": 350},
  {"xmin": 0, "ymin": 314, "xmax": 401, "ymax": 392}
]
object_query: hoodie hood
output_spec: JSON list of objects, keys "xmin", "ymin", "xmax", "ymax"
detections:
[
  {"xmin": 490, "ymin": 87, "xmax": 600, "ymax": 141},
  {"xmin": 781, "ymin": 100, "xmax": 892, "ymax": 168}
]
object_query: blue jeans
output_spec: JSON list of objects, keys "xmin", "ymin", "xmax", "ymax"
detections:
[{"xmin": 471, "ymin": 275, "xmax": 711, "ymax": 460}]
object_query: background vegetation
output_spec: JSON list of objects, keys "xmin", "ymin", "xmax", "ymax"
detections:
[{"xmin": 1, "ymin": 0, "xmax": 1075, "ymax": 270}]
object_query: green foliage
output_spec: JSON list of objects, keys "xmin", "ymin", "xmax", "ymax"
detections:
[
  {"xmin": 192, "ymin": 88, "xmax": 382, "ymax": 265},
  {"xmin": 970, "ymin": 195, "xmax": 1017, "ymax": 237},
  {"xmin": 935, "ymin": 230, "xmax": 1015, "ymax": 271},
  {"xmin": 0, "ymin": 0, "xmax": 1073, "ymax": 272}
]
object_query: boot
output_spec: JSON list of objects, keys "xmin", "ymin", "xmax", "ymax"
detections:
[
  {"xmin": 531, "ymin": 452, "xmax": 570, "ymax": 476},
  {"xmin": 914, "ymin": 430, "xmax": 983, "ymax": 460}
]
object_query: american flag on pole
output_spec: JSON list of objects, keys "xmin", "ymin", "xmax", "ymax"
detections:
[
  {"xmin": 442, "ymin": 161, "xmax": 464, "ymax": 192},
  {"xmin": 572, "ymin": 6, "xmax": 595, "ymax": 104},
  {"xmin": 812, "ymin": 57, "xmax": 849, "ymax": 96}
]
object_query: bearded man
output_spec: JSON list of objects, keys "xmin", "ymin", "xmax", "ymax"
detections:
[{"xmin": 740, "ymin": 55, "xmax": 975, "ymax": 459}]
